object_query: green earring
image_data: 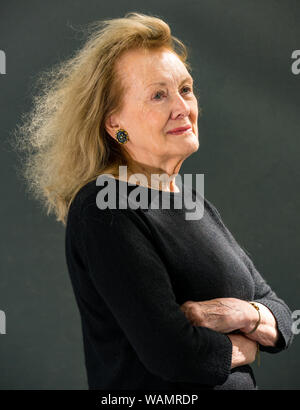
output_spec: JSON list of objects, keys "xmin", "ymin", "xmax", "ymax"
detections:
[{"xmin": 116, "ymin": 128, "xmax": 129, "ymax": 144}]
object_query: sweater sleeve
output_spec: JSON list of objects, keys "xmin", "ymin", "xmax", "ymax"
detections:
[
  {"xmin": 205, "ymin": 197, "xmax": 294, "ymax": 354},
  {"xmin": 78, "ymin": 202, "xmax": 233, "ymax": 385},
  {"xmin": 241, "ymin": 254, "xmax": 294, "ymax": 353}
]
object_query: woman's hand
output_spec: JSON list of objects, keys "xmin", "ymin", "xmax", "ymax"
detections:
[
  {"xmin": 227, "ymin": 334, "xmax": 258, "ymax": 368},
  {"xmin": 180, "ymin": 298, "xmax": 280, "ymax": 347},
  {"xmin": 180, "ymin": 298, "xmax": 258, "ymax": 334}
]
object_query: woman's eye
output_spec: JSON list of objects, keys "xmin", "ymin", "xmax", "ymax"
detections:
[
  {"xmin": 181, "ymin": 86, "xmax": 192, "ymax": 94},
  {"xmin": 152, "ymin": 86, "xmax": 192, "ymax": 100},
  {"xmin": 153, "ymin": 91, "xmax": 165, "ymax": 100}
]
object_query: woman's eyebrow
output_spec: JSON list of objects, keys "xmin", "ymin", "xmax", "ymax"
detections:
[{"xmin": 146, "ymin": 76, "xmax": 193, "ymax": 88}]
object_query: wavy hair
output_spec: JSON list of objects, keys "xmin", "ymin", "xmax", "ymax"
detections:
[{"xmin": 12, "ymin": 12, "xmax": 192, "ymax": 225}]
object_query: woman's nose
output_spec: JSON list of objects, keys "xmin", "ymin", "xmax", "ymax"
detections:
[{"xmin": 170, "ymin": 93, "xmax": 191, "ymax": 118}]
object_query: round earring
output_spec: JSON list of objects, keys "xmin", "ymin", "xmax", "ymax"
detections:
[{"xmin": 116, "ymin": 128, "xmax": 129, "ymax": 144}]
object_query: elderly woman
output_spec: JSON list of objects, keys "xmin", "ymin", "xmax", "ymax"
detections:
[{"xmin": 17, "ymin": 12, "xmax": 293, "ymax": 390}]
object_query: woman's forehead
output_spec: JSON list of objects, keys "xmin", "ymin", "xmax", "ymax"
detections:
[{"xmin": 117, "ymin": 48, "xmax": 191, "ymax": 87}]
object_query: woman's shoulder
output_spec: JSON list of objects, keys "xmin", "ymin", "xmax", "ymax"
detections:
[
  {"xmin": 67, "ymin": 177, "xmax": 146, "ymax": 228},
  {"xmin": 69, "ymin": 179, "xmax": 100, "ymax": 216},
  {"xmin": 190, "ymin": 187, "xmax": 222, "ymax": 220}
]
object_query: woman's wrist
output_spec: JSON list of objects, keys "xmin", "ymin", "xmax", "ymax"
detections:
[
  {"xmin": 245, "ymin": 302, "xmax": 261, "ymax": 334},
  {"xmin": 240, "ymin": 301, "xmax": 261, "ymax": 334},
  {"xmin": 240, "ymin": 302, "xmax": 279, "ymax": 346}
]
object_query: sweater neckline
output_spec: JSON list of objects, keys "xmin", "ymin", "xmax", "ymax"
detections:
[{"xmin": 104, "ymin": 175, "xmax": 184, "ymax": 196}]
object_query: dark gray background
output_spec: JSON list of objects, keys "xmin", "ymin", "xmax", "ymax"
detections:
[{"xmin": 1, "ymin": 0, "xmax": 299, "ymax": 389}]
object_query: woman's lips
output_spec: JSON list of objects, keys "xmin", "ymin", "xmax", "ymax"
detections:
[{"xmin": 167, "ymin": 126, "xmax": 192, "ymax": 135}]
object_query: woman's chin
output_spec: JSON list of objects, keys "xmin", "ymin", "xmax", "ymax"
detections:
[
  {"xmin": 172, "ymin": 139, "xmax": 199, "ymax": 156},
  {"xmin": 164, "ymin": 131, "xmax": 199, "ymax": 155},
  {"xmin": 180, "ymin": 134, "xmax": 199, "ymax": 152}
]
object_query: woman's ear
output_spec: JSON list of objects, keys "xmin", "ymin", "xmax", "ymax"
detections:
[{"xmin": 104, "ymin": 114, "xmax": 119, "ymax": 140}]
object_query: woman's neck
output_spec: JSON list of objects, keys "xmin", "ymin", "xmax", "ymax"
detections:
[{"xmin": 116, "ymin": 160, "xmax": 181, "ymax": 193}]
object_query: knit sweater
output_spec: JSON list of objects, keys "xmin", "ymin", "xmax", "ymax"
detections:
[{"xmin": 65, "ymin": 175, "xmax": 293, "ymax": 390}]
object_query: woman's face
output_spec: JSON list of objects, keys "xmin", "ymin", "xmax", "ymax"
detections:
[{"xmin": 106, "ymin": 47, "xmax": 199, "ymax": 175}]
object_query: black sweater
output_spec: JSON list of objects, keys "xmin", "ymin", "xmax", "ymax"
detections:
[{"xmin": 65, "ymin": 176, "xmax": 293, "ymax": 390}]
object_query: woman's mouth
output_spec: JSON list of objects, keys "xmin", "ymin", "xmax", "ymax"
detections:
[{"xmin": 167, "ymin": 126, "xmax": 193, "ymax": 135}]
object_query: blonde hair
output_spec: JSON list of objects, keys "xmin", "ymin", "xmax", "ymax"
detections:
[{"xmin": 12, "ymin": 12, "xmax": 192, "ymax": 226}]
